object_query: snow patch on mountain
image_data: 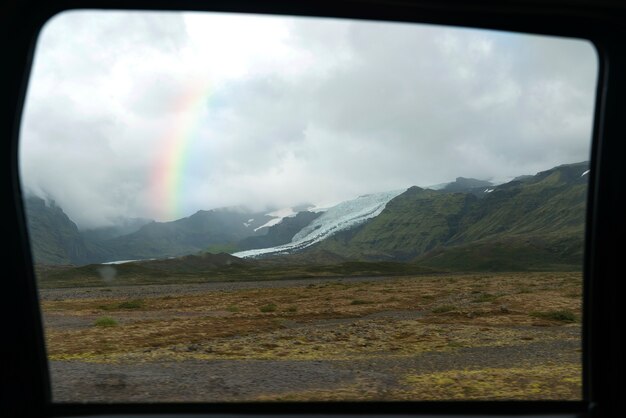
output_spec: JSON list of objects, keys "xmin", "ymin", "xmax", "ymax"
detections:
[
  {"xmin": 308, "ymin": 205, "xmax": 329, "ymax": 213},
  {"xmin": 253, "ymin": 207, "xmax": 298, "ymax": 231},
  {"xmin": 253, "ymin": 218, "xmax": 280, "ymax": 231},
  {"xmin": 234, "ymin": 189, "xmax": 406, "ymax": 258}
]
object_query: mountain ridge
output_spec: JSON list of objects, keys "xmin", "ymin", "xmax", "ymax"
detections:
[
  {"xmin": 306, "ymin": 161, "xmax": 588, "ymax": 270},
  {"xmin": 25, "ymin": 161, "xmax": 589, "ymax": 271}
]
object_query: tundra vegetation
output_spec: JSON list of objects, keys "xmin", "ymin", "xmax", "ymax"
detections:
[{"xmin": 40, "ymin": 271, "xmax": 581, "ymax": 401}]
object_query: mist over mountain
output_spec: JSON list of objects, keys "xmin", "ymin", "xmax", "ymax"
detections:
[
  {"xmin": 441, "ymin": 177, "xmax": 494, "ymax": 194},
  {"xmin": 80, "ymin": 217, "xmax": 154, "ymax": 242}
]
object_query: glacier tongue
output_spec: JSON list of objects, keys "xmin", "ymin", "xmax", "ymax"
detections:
[{"xmin": 233, "ymin": 189, "xmax": 406, "ymax": 258}]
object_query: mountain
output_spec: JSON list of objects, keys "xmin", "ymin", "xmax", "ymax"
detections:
[
  {"xmin": 22, "ymin": 196, "xmax": 94, "ymax": 265},
  {"xmin": 97, "ymin": 208, "xmax": 275, "ymax": 262},
  {"xmin": 232, "ymin": 189, "xmax": 406, "ymax": 258},
  {"xmin": 22, "ymin": 198, "xmax": 285, "ymax": 265},
  {"xmin": 237, "ymin": 211, "xmax": 322, "ymax": 251},
  {"xmin": 311, "ymin": 187, "xmax": 474, "ymax": 260},
  {"xmin": 417, "ymin": 161, "xmax": 588, "ymax": 270},
  {"xmin": 442, "ymin": 162, "xmax": 588, "ymax": 246},
  {"xmin": 25, "ymin": 161, "xmax": 589, "ymax": 271},
  {"xmin": 308, "ymin": 161, "xmax": 588, "ymax": 270}
]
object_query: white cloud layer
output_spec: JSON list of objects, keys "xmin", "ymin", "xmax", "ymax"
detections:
[{"xmin": 19, "ymin": 10, "xmax": 598, "ymax": 228}]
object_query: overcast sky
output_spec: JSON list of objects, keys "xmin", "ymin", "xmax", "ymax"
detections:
[{"xmin": 19, "ymin": 10, "xmax": 598, "ymax": 229}]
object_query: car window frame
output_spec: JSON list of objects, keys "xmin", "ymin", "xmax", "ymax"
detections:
[{"xmin": 2, "ymin": 1, "xmax": 625, "ymax": 417}]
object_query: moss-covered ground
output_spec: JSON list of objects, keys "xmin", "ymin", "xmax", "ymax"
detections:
[{"xmin": 41, "ymin": 271, "xmax": 582, "ymax": 401}]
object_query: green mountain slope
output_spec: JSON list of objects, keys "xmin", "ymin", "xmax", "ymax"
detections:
[
  {"xmin": 313, "ymin": 162, "xmax": 589, "ymax": 270},
  {"xmin": 451, "ymin": 162, "xmax": 587, "ymax": 243},
  {"xmin": 314, "ymin": 188, "xmax": 475, "ymax": 260}
]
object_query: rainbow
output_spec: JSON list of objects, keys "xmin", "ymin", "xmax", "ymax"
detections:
[{"xmin": 150, "ymin": 80, "xmax": 212, "ymax": 221}]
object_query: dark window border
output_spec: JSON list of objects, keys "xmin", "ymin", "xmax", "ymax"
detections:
[{"xmin": 1, "ymin": 1, "xmax": 625, "ymax": 417}]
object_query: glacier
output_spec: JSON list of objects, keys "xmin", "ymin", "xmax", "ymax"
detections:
[{"xmin": 233, "ymin": 189, "xmax": 406, "ymax": 258}]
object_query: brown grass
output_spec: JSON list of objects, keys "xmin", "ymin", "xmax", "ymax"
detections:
[{"xmin": 41, "ymin": 272, "xmax": 583, "ymax": 399}]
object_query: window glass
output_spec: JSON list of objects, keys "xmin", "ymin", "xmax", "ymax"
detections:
[{"xmin": 19, "ymin": 10, "xmax": 597, "ymax": 402}]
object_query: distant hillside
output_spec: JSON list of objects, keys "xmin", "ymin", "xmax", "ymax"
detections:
[
  {"xmin": 139, "ymin": 252, "xmax": 252, "ymax": 272},
  {"xmin": 23, "ymin": 198, "xmax": 279, "ymax": 265},
  {"xmin": 311, "ymin": 162, "xmax": 589, "ymax": 270},
  {"xmin": 36, "ymin": 252, "xmax": 436, "ymax": 288},
  {"xmin": 23, "ymin": 196, "xmax": 94, "ymax": 265},
  {"xmin": 97, "ymin": 208, "xmax": 275, "ymax": 262}
]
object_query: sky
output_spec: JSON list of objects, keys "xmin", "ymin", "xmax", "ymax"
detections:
[{"xmin": 19, "ymin": 10, "xmax": 598, "ymax": 229}]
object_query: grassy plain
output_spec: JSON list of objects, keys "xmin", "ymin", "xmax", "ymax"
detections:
[{"xmin": 41, "ymin": 271, "xmax": 582, "ymax": 401}]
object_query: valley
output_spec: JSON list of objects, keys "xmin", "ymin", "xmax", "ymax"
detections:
[{"xmin": 30, "ymin": 161, "xmax": 588, "ymax": 402}]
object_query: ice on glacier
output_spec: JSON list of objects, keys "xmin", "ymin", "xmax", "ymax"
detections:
[{"xmin": 233, "ymin": 189, "xmax": 406, "ymax": 258}]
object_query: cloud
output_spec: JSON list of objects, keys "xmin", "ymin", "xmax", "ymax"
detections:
[{"xmin": 19, "ymin": 11, "xmax": 598, "ymax": 228}]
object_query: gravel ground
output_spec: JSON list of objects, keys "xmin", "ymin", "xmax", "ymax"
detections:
[
  {"xmin": 49, "ymin": 339, "xmax": 581, "ymax": 402},
  {"xmin": 42, "ymin": 275, "xmax": 582, "ymax": 402}
]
